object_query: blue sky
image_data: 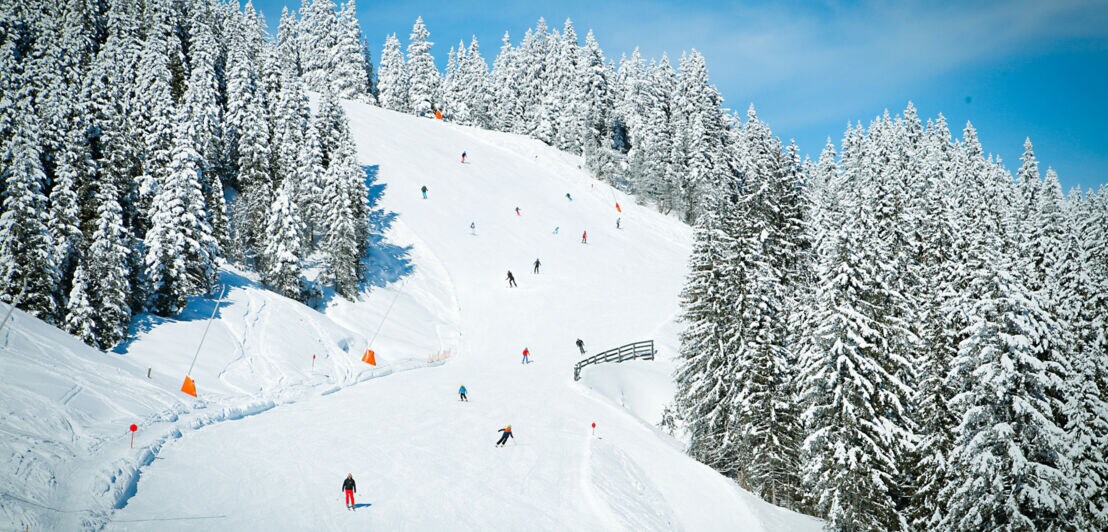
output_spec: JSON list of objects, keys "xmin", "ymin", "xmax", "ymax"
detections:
[{"xmin": 252, "ymin": 0, "xmax": 1108, "ymax": 191}]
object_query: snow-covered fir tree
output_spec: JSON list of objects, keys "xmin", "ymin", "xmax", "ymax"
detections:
[
  {"xmin": 77, "ymin": 180, "xmax": 132, "ymax": 348},
  {"xmin": 261, "ymin": 178, "xmax": 303, "ymax": 299},
  {"xmin": 377, "ymin": 33, "xmax": 409, "ymax": 112},
  {"xmin": 144, "ymin": 113, "xmax": 219, "ymax": 315},
  {"xmin": 488, "ymin": 31, "xmax": 518, "ymax": 132},
  {"xmin": 797, "ymin": 193, "xmax": 910, "ymax": 531},
  {"xmin": 183, "ymin": 7, "xmax": 228, "ymax": 249},
  {"xmin": 405, "ymin": 17, "xmax": 440, "ymax": 117},
  {"xmin": 674, "ymin": 186, "xmax": 742, "ymax": 476},
  {"xmin": 0, "ymin": 96, "xmax": 61, "ymax": 321},
  {"xmin": 320, "ymin": 139, "xmax": 362, "ymax": 297},
  {"xmin": 938, "ymin": 246, "xmax": 1077, "ymax": 530},
  {"xmin": 298, "ymin": 0, "xmax": 337, "ymax": 91},
  {"xmin": 330, "ymin": 0, "xmax": 369, "ymax": 98}
]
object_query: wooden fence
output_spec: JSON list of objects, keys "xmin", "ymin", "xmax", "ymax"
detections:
[{"xmin": 573, "ymin": 340, "xmax": 655, "ymax": 381}]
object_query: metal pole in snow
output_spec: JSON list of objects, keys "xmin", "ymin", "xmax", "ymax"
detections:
[
  {"xmin": 186, "ymin": 285, "xmax": 227, "ymax": 377},
  {"xmin": 367, "ymin": 280, "xmax": 406, "ymax": 350}
]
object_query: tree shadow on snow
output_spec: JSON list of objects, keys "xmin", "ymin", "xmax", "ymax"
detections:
[
  {"xmin": 112, "ymin": 271, "xmax": 247, "ymax": 354},
  {"xmin": 362, "ymin": 164, "xmax": 413, "ymax": 288}
]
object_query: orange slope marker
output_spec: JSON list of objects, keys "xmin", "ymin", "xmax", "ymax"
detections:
[
  {"xmin": 181, "ymin": 375, "xmax": 197, "ymax": 397},
  {"xmin": 362, "ymin": 349, "xmax": 377, "ymax": 365}
]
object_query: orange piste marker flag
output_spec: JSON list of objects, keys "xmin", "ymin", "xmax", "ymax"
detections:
[
  {"xmin": 362, "ymin": 349, "xmax": 377, "ymax": 365},
  {"xmin": 615, "ymin": 202, "xmax": 622, "ymax": 213},
  {"xmin": 181, "ymin": 375, "xmax": 197, "ymax": 397}
]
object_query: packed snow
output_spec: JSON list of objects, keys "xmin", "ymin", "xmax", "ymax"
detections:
[{"xmin": 2, "ymin": 98, "xmax": 820, "ymax": 531}]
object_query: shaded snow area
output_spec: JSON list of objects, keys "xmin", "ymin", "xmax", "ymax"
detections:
[{"xmin": 2, "ymin": 99, "xmax": 821, "ymax": 531}]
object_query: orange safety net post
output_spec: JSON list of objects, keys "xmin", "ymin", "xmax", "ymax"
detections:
[
  {"xmin": 181, "ymin": 375, "xmax": 197, "ymax": 397},
  {"xmin": 434, "ymin": 110, "xmax": 443, "ymax": 120},
  {"xmin": 615, "ymin": 202, "xmax": 622, "ymax": 213},
  {"xmin": 362, "ymin": 349, "xmax": 377, "ymax": 365}
]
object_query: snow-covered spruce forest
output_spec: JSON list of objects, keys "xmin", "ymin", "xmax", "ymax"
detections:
[{"xmin": 2, "ymin": 0, "xmax": 1106, "ymax": 530}]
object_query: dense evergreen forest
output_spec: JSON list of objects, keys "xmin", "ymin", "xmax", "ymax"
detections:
[{"xmin": 2, "ymin": 1, "xmax": 1104, "ymax": 529}]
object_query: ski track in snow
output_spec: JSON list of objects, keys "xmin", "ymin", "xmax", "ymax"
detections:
[{"xmin": 3, "ymin": 101, "xmax": 822, "ymax": 531}]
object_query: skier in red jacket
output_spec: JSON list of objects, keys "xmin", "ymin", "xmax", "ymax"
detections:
[
  {"xmin": 581, "ymin": 231, "xmax": 588, "ymax": 244},
  {"xmin": 521, "ymin": 347, "xmax": 530, "ymax": 364}
]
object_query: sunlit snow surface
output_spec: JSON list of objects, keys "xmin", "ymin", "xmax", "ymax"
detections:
[{"xmin": 2, "ymin": 99, "xmax": 820, "ymax": 531}]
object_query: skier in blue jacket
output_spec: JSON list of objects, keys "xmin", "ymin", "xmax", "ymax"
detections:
[{"xmin": 459, "ymin": 385, "xmax": 468, "ymax": 401}]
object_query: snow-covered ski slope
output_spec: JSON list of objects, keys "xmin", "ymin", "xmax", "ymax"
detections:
[
  {"xmin": 2, "ymin": 99, "xmax": 820, "ymax": 530},
  {"xmin": 1, "ymin": 262, "xmax": 444, "ymax": 530}
]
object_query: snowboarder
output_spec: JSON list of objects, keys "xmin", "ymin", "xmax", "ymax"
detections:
[
  {"xmin": 565, "ymin": 193, "xmax": 573, "ymax": 201},
  {"xmin": 533, "ymin": 258, "xmax": 541, "ymax": 274},
  {"xmin": 342, "ymin": 474, "xmax": 357, "ymax": 510},
  {"xmin": 506, "ymin": 271, "xmax": 517, "ymax": 288},
  {"xmin": 616, "ymin": 217, "xmax": 621, "ymax": 229},
  {"xmin": 461, "ymin": 151, "xmax": 467, "ymax": 163},
  {"xmin": 421, "ymin": 185, "xmax": 428, "ymax": 199},
  {"xmin": 576, "ymin": 338, "xmax": 585, "ymax": 354},
  {"xmin": 515, "ymin": 207, "xmax": 521, "ymax": 216},
  {"xmin": 470, "ymin": 222, "xmax": 476, "ymax": 235},
  {"xmin": 521, "ymin": 347, "xmax": 530, "ymax": 364},
  {"xmin": 553, "ymin": 226, "xmax": 559, "ymax": 235},
  {"xmin": 496, "ymin": 425, "xmax": 513, "ymax": 447},
  {"xmin": 459, "ymin": 385, "xmax": 468, "ymax": 401},
  {"xmin": 581, "ymin": 231, "xmax": 588, "ymax": 244}
]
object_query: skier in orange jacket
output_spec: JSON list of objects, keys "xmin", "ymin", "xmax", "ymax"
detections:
[{"xmin": 496, "ymin": 425, "xmax": 514, "ymax": 447}]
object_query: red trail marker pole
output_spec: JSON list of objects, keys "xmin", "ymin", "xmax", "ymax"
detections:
[
  {"xmin": 312, "ymin": 354, "xmax": 316, "ymax": 369},
  {"xmin": 591, "ymin": 422, "xmax": 596, "ymax": 436},
  {"xmin": 129, "ymin": 424, "xmax": 138, "ymax": 448}
]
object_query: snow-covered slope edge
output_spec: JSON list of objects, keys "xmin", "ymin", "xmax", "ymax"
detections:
[{"xmin": 0, "ymin": 261, "xmax": 451, "ymax": 530}]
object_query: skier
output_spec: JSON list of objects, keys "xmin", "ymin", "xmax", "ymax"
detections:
[
  {"xmin": 461, "ymin": 151, "xmax": 467, "ymax": 163},
  {"xmin": 565, "ymin": 192, "xmax": 573, "ymax": 201},
  {"xmin": 342, "ymin": 474, "xmax": 357, "ymax": 510},
  {"xmin": 553, "ymin": 226, "xmax": 560, "ymax": 235},
  {"xmin": 581, "ymin": 231, "xmax": 588, "ymax": 244},
  {"xmin": 459, "ymin": 384, "xmax": 468, "ymax": 401},
  {"xmin": 576, "ymin": 338, "xmax": 585, "ymax": 354},
  {"xmin": 496, "ymin": 425, "xmax": 513, "ymax": 447},
  {"xmin": 521, "ymin": 347, "xmax": 530, "ymax": 364},
  {"xmin": 616, "ymin": 217, "xmax": 621, "ymax": 229},
  {"xmin": 533, "ymin": 258, "xmax": 541, "ymax": 274},
  {"xmin": 470, "ymin": 222, "xmax": 476, "ymax": 235},
  {"xmin": 515, "ymin": 207, "xmax": 521, "ymax": 216},
  {"xmin": 421, "ymin": 185, "xmax": 428, "ymax": 199},
  {"xmin": 506, "ymin": 271, "xmax": 517, "ymax": 288}
]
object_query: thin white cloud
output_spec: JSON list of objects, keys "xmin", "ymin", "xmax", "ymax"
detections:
[{"xmin": 583, "ymin": 0, "xmax": 1108, "ymax": 126}]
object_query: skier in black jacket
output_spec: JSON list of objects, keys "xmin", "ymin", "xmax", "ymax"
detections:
[
  {"xmin": 576, "ymin": 338, "xmax": 585, "ymax": 354},
  {"xmin": 533, "ymin": 258, "xmax": 541, "ymax": 274},
  {"xmin": 342, "ymin": 474, "xmax": 357, "ymax": 510},
  {"xmin": 506, "ymin": 271, "xmax": 517, "ymax": 287}
]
